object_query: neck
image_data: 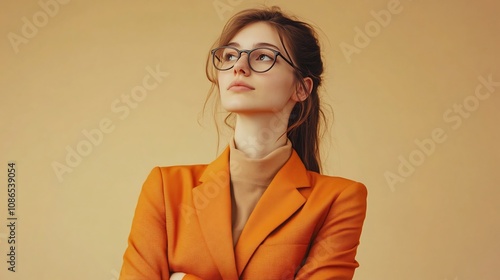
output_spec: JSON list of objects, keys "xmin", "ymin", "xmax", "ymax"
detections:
[{"xmin": 233, "ymin": 112, "xmax": 290, "ymax": 159}]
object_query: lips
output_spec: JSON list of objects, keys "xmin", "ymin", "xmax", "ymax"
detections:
[{"xmin": 227, "ymin": 80, "xmax": 255, "ymax": 91}]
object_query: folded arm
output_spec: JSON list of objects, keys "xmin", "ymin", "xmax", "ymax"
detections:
[{"xmin": 295, "ymin": 182, "xmax": 368, "ymax": 280}]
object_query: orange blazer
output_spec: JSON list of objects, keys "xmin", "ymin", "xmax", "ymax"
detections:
[{"xmin": 120, "ymin": 147, "xmax": 367, "ymax": 280}]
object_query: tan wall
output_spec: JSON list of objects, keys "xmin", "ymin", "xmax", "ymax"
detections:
[{"xmin": 1, "ymin": 0, "xmax": 499, "ymax": 279}]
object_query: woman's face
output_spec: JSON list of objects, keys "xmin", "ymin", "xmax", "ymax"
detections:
[{"xmin": 217, "ymin": 22, "xmax": 299, "ymax": 116}]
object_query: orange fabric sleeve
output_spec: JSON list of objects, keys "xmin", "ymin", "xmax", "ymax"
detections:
[
  {"xmin": 295, "ymin": 182, "xmax": 368, "ymax": 280},
  {"xmin": 120, "ymin": 167, "xmax": 170, "ymax": 279},
  {"xmin": 119, "ymin": 167, "xmax": 206, "ymax": 280}
]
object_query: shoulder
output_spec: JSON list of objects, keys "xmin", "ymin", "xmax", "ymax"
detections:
[
  {"xmin": 139, "ymin": 164, "xmax": 212, "ymax": 206},
  {"xmin": 305, "ymin": 171, "xmax": 368, "ymax": 202},
  {"xmin": 146, "ymin": 164, "xmax": 209, "ymax": 185},
  {"xmin": 303, "ymin": 172, "xmax": 367, "ymax": 231},
  {"xmin": 148, "ymin": 147, "xmax": 230, "ymax": 184},
  {"xmin": 158, "ymin": 164, "xmax": 209, "ymax": 176}
]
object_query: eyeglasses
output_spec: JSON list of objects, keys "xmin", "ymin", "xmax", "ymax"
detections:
[{"xmin": 211, "ymin": 46, "xmax": 295, "ymax": 73}]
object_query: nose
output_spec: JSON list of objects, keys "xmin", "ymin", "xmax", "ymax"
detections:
[{"xmin": 232, "ymin": 52, "xmax": 250, "ymax": 76}]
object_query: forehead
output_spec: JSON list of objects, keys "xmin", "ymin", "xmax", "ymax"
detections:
[{"xmin": 228, "ymin": 22, "xmax": 284, "ymax": 51}]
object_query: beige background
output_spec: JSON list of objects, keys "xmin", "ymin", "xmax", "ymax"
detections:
[{"xmin": 1, "ymin": 0, "xmax": 499, "ymax": 279}]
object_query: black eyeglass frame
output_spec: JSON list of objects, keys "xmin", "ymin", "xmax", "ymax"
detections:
[{"xmin": 211, "ymin": 46, "xmax": 296, "ymax": 73}]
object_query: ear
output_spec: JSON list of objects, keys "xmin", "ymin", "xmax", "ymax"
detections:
[{"xmin": 292, "ymin": 77, "xmax": 313, "ymax": 102}]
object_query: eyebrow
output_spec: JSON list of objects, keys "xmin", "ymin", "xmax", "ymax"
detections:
[{"xmin": 227, "ymin": 42, "xmax": 282, "ymax": 51}]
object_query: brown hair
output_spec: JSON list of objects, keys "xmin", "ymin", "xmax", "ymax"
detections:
[{"xmin": 205, "ymin": 6, "xmax": 326, "ymax": 173}]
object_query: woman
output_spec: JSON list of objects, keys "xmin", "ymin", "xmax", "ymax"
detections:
[{"xmin": 120, "ymin": 6, "xmax": 367, "ymax": 280}]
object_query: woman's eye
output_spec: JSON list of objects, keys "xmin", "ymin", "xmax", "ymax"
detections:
[
  {"xmin": 224, "ymin": 53, "xmax": 238, "ymax": 61},
  {"xmin": 252, "ymin": 49, "xmax": 276, "ymax": 62},
  {"xmin": 257, "ymin": 54, "xmax": 273, "ymax": 61}
]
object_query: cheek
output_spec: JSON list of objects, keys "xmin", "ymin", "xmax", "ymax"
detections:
[
  {"xmin": 265, "ymin": 73, "xmax": 296, "ymax": 97},
  {"xmin": 217, "ymin": 72, "xmax": 231, "ymax": 89}
]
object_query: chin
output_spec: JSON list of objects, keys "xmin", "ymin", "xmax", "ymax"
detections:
[
  {"xmin": 220, "ymin": 95, "xmax": 254, "ymax": 111},
  {"xmin": 221, "ymin": 104, "xmax": 255, "ymax": 113}
]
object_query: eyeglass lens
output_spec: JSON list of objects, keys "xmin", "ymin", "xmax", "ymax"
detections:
[{"xmin": 213, "ymin": 47, "xmax": 277, "ymax": 72}]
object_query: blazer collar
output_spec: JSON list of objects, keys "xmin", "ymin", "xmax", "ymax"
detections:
[
  {"xmin": 234, "ymin": 147, "xmax": 310, "ymax": 275},
  {"xmin": 195, "ymin": 146, "xmax": 311, "ymax": 278},
  {"xmin": 194, "ymin": 147, "xmax": 238, "ymax": 279}
]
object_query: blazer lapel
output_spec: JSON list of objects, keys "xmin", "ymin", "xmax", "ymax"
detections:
[
  {"xmin": 194, "ymin": 147, "xmax": 238, "ymax": 280},
  {"xmin": 234, "ymin": 150, "xmax": 311, "ymax": 275}
]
